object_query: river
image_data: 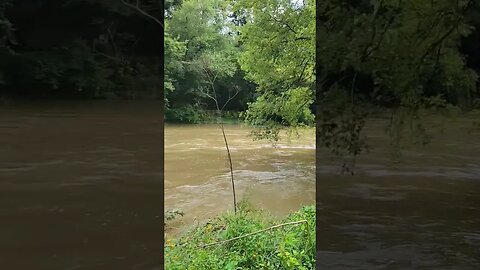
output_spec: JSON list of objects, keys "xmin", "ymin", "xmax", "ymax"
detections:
[
  {"xmin": 164, "ymin": 124, "xmax": 316, "ymax": 236},
  {"xmin": 0, "ymin": 101, "xmax": 163, "ymax": 270},
  {"xmin": 1, "ymin": 101, "xmax": 479, "ymax": 269},
  {"xmin": 317, "ymin": 114, "xmax": 480, "ymax": 269}
]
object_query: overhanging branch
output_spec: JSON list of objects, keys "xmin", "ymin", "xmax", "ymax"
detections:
[{"xmin": 120, "ymin": 0, "xmax": 163, "ymax": 28}]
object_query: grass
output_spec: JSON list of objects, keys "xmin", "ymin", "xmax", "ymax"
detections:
[{"xmin": 165, "ymin": 202, "xmax": 315, "ymax": 270}]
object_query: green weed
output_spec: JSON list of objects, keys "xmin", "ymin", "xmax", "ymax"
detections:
[{"xmin": 165, "ymin": 202, "xmax": 315, "ymax": 270}]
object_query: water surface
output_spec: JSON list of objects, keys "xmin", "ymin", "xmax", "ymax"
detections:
[
  {"xmin": 317, "ymin": 116, "xmax": 480, "ymax": 269},
  {"xmin": 0, "ymin": 101, "xmax": 163, "ymax": 270},
  {"xmin": 164, "ymin": 124, "xmax": 315, "ymax": 236}
]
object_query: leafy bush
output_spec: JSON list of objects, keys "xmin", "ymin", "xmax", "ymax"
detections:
[
  {"xmin": 165, "ymin": 203, "xmax": 315, "ymax": 270},
  {"xmin": 165, "ymin": 107, "xmax": 243, "ymax": 124},
  {"xmin": 165, "ymin": 105, "xmax": 210, "ymax": 123}
]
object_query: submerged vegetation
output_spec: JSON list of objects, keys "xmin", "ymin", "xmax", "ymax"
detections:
[{"xmin": 165, "ymin": 202, "xmax": 315, "ymax": 270}]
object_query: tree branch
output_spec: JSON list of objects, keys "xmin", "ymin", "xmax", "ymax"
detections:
[
  {"xmin": 221, "ymin": 87, "xmax": 242, "ymax": 111},
  {"xmin": 268, "ymin": 13, "xmax": 297, "ymax": 35},
  {"xmin": 198, "ymin": 220, "xmax": 308, "ymax": 248},
  {"xmin": 120, "ymin": 0, "xmax": 163, "ymax": 28}
]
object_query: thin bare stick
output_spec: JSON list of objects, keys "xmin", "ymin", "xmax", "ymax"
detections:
[
  {"xmin": 200, "ymin": 60, "xmax": 238, "ymax": 214},
  {"xmin": 210, "ymin": 85, "xmax": 237, "ymax": 214},
  {"xmin": 120, "ymin": 0, "xmax": 163, "ymax": 28},
  {"xmin": 220, "ymin": 123, "xmax": 237, "ymax": 215},
  {"xmin": 199, "ymin": 220, "xmax": 308, "ymax": 248}
]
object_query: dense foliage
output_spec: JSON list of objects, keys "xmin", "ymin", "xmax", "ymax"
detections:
[
  {"xmin": 163, "ymin": 0, "xmax": 316, "ymax": 129},
  {"xmin": 164, "ymin": 0, "xmax": 480, "ymax": 164},
  {"xmin": 164, "ymin": 0, "xmax": 254, "ymax": 120},
  {"xmin": 165, "ymin": 203, "xmax": 315, "ymax": 270},
  {"xmin": 0, "ymin": 0, "xmax": 161, "ymax": 99},
  {"xmin": 236, "ymin": 0, "xmax": 316, "ymax": 140},
  {"xmin": 317, "ymin": 0, "xmax": 480, "ymax": 170}
]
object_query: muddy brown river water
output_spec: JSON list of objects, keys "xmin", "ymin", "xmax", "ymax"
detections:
[
  {"xmin": 1, "ymin": 101, "xmax": 479, "ymax": 269},
  {"xmin": 0, "ymin": 101, "xmax": 163, "ymax": 270},
  {"xmin": 164, "ymin": 124, "xmax": 315, "ymax": 236},
  {"xmin": 317, "ymin": 115, "xmax": 480, "ymax": 269}
]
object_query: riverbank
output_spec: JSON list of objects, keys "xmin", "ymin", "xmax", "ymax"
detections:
[
  {"xmin": 165, "ymin": 107, "xmax": 242, "ymax": 124},
  {"xmin": 165, "ymin": 202, "xmax": 315, "ymax": 270}
]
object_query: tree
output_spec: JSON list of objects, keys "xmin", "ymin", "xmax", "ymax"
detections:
[
  {"xmin": 234, "ymin": 0, "xmax": 316, "ymax": 142},
  {"xmin": 165, "ymin": 0, "xmax": 246, "ymax": 212},
  {"xmin": 197, "ymin": 52, "xmax": 240, "ymax": 214},
  {"xmin": 317, "ymin": 0, "xmax": 478, "ymax": 172},
  {"xmin": 164, "ymin": 28, "xmax": 186, "ymax": 106},
  {"xmin": 164, "ymin": 0, "xmax": 247, "ymax": 112},
  {"xmin": 0, "ymin": 0, "xmax": 161, "ymax": 99}
]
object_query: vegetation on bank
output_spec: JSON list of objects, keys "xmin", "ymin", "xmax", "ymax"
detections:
[
  {"xmin": 165, "ymin": 106, "xmax": 241, "ymax": 124},
  {"xmin": 0, "ymin": 0, "xmax": 161, "ymax": 99},
  {"xmin": 165, "ymin": 202, "xmax": 315, "ymax": 270},
  {"xmin": 165, "ymin": 0, "xmax": 480, "ymax": 170},
  {"xmin": 317, "ymin": 0, "xmax": 480, "ymax": 170},
  {"xmin": 164, "ymin": 0, "xmax": 315, "ymax": 135}
]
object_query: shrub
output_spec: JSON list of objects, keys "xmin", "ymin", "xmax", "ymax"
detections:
[
  {"xmin": 165, "ymin": 203, "xmax": 315, "ymax": 270},
  {"xmin": 165, "ymin": 105, "xmax": 209, "ymax": 123}
]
